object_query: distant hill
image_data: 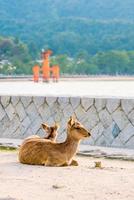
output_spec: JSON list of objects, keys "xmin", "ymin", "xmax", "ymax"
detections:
[
  {"xmin": 1, "ymin": 0, "xmax": 134, "ymax": 21},
  {"xmin": 0, "ymin": 0, "xmax": 134, "ymax": 56}
]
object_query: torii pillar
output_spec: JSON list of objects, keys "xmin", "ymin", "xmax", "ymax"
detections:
[
  {"xmin": 51, "ymin": 65, "xmax": 60, "ymax": 82},
  {"xmin": 41, "ymin": 50, "xmax": 52, "ymax": 82},
  {"xmin": 32, "ymin": 65, "xmax": 40, "ymax": 82}
]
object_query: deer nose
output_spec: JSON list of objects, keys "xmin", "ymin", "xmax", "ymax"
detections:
[{"xmin": 88, "ymin": 132, "xmax": 91, "ymax": 137}]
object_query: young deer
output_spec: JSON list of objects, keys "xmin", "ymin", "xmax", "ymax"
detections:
[
  {"xmin": 19, "ymin": 117, "xmax": 91, "ymax": 167},
  {"xmin": 25, "ymin": 123, "xmax": 59, "ymax": 142},
  {"xmin": 42, "ymin": 123, "xmax": 59, "ymax": 141}
]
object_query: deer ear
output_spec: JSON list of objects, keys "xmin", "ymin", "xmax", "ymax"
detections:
[
  {"xmin": 54, "ymin": 123, "xmax": 60, "ymax": 130},
  {"xmin": 68, "ymin": 116, "xmax": 75, "ymax": 127},
  {"xmin": 41, "ymin": 123, "xmax": 49, "ymax": 130},
  {"xmin": 72, "ymin": 114, "xmax": 76, "ymax": 120}
]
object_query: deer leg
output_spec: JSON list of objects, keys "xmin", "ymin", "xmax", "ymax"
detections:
[
  {"xmin": 45, "ymin": 159, "xmax": 55, "ymax": 167},
  {"xmin": 70, "ymin": 159, "xmax": 79, "ymax": 166},
  {"xmin": 45, "ymin": 159, "xmax": 64, "ymax": 167},
  {"xmin": 60, "ymin": 162, "xmax": 69, "ymax": 167}
]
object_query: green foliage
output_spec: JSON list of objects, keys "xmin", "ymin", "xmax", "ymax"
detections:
[
  {"xmin": 50, "ymin": 50, "xmax": 134, "ymax": 75},
  {"xmin": 0, "ymin": 146, "xmax": 17, "ymax": 151},
  {"xmin": 93, "ymin": 51, "xmax": 130, "ymax": 74},
  {"xmin": 50, "ymin": 55, "xmax": 73, "ymax": 74},
  {"xmin": 0, "ymin": 0, "xmax": 134, "ymax": 75},
  {"xmin": 0, "ymin": 36, "xmax": 32, "ymax": 74},
  {"xmin": 1, "ymin": 0, "xmax": 134, "ymax": 56}
]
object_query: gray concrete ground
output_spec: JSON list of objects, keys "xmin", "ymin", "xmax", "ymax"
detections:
[{"xmin": 0, "ymin": 151, "xmax": 134, "ymax": 200}]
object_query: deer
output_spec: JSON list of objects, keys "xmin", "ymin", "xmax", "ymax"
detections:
[
  {"xmin": 25, "ymin": 123, "xmax": 59, "ymax": 142},
  {"xmin": 41, "ymin": 123, "xmax": 59, "ymax": 141},
  {"xmin": 18, "ymin": 116, "xmax": 91, "ymax": 167}
]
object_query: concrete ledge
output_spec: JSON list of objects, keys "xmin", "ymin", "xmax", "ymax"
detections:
[
  {"xmin": 0, "ymin": 138, "xmax": 22, "ymax": 148},
  {"xmin": 78, "ymin": 145, "xmax": 134, "ymax": 161}
]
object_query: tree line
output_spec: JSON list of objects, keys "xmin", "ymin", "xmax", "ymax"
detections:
[{"xmin": 0, "ymin": 36, "xmax": 134, "ymax": 75}]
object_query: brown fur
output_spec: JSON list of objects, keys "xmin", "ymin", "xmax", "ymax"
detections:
[{"xmin": 18, "ymin": 117, "xmax": 91, "ymax": 167}]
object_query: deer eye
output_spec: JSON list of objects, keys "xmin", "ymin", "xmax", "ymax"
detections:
[{"xmin": 75, "ymin": 127, "xmax": 81, "ymax": 130}]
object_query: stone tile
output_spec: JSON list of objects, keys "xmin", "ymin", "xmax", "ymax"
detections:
[
  {"xmin": 111, "ymin": 135, "xmax": 123, "ymax": 148},
  {"xmin": 30, "ymin": 115, "xmax": 42, "ymax": 134},
  {"xmin": 103, "ymin": 124, "xmax": 115, "ymax": 144},
  {"xmin": 33, "ymin": 97, "xmax": 45, "ymax": 108},
  {"xmin": 95, "ymin": 134, "xmax": 109, "ymax": 147},
  {"xmin": 38, "ymin": 103, "xmax": 51, "ymax": 121},
  {"xmin": 112, "ymin": 123, "xmax": 120, "ymax": 138},
  {"xmin": 95, "ymin": 99, "xmax": 106, "ymax": 112},
  {"xmin": 21, "ymin": 116, "xmax": 31, "ymax": 135},
  {"xmin": 119, "ymin": 123, "xmax": 134, "ymax": 144},
  {"xmin": 58, "ymin": 118, "xmax": 67, "ymax": 135},
  {"xmin": 21, "ymin": 96, "xmax": 32, "ymax": 108},
  {"xmin": 74, "ymin": 104, "xmax": 86, "ymax": 121},
  {"xmin": 70, "ymin": 97, "xmax": 80, "ymax": 110},
  {"xmin": 11, "ymin": 116, "xmax": 20, "ymax": 132},
  {"xmin": 0, "ymin": 104, "xmax": 6, "ymax": 121},
  {"xmin": 81, "ymin": 98, "xmax": 94, "ymax": 111},
  {"xmin": 50, "ymin": 102, "xmax": 61, "ymax": 116},
  {"xmin": 112, "ymin": 108, "xmax": 129, "ymax": 130},
  {"xmin": 128, "ymin": 110, "xmax": 134, "ymax": 126},
  {"xmin": 125, "ymin": 136, "xmax": 134, "ymax": 149},
  {"xmin": 36, "ymin": 128, "xmax": 45, "ymax": 138},
  {"xmin": 12, "ymin": 128, "xmax": 21, "ymax": 139},
  {"xmin": 1, "ymin": 96, "xmax": 10, "ymax": 108},
  {"xmin": 3, "ymin": 116, "xmax": 20, "ymax": 137},
  {"xmin": 5, "ymin": 103, "xmax": 16, "ymax": 121},
  {"xmin": 22, "ymin": 116, "xmax": 31, "ymax": 127},
  {"xmin": 26, "ymin": 102, "xmax": 38, "ymax": 122},
  {"xmin": 24, "ymin": 127, "xmax": 33, "ymax": 137},
  {"xmin": 99, "ymin": 109, "xmax": 112, "ymax": 128},
  {"xmin": 91, "ymin": 123, "xmax": 104, "ymax": 142},
  {"xmin": 63, "ymin": 104, "xmax": 74, "ymax": 119},
  {"xmin": 52, "ymin": 106, "xmax": 63, "ymax": 123},
  {"xmin": 83, "ymin": 106, "xmax": 99, "ymax": 130},
  {"xmin": 58, "ymin": 97, "xmax": 69, "ymax": 109},
  {"xmin": 0, "ymin": 115, "xmax": 10, "ymax": 136},
  {"xmin": 46, "ymin": 97, "xmax": 57, "ymax": 106},
  {"xmin": 11, "ymin": 96, "xmax": 20, "ymax": 106},
  {"xmin": 15, "ymin": 102, "xmax": 26, "ymax": 122},
  {"xmin": 47, "ymin": 116, "xmax": 55, "ymax": 126},
  {"xmin": 121, "ymin": 99, "xmax": 134, "ymax": 115},
  {"xmin": 56, "ymin": 131, "xmax": 66, "ymax": 143},
  {"xmin": 106, "ymin": 99, "xmax": 120, "ymax": 113}
]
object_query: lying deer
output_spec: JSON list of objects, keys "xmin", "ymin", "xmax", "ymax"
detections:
[
  {"xmin": 25, "ymin": 123, "xmax": 59, "ymax": 142},
  {"xmin": 42, "ymin": 123, "xmax": 59, "ymax": 141},
  {"xmin": 19, "ymin": 116, "xmax": 91, "ymax": 167}
]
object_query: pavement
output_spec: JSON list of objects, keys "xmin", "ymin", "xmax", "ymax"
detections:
[{"xmin": 1, "ymin": 151, "xmax": 134, "ymax": 200}]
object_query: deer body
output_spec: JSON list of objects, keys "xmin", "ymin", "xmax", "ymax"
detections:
[{"xmin": 19, "ymin": 117, "xmax": 91, "ymax": 166}]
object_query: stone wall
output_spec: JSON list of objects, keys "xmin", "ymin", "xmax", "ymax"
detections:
[{"xmin": 0, "ymin": 95, "xmax": 134, "ymax": 149}]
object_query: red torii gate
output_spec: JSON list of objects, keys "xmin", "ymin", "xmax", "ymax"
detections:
[{"xmin": 32, "ymin": 49, "xmax": 60, "ymax": 82}]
